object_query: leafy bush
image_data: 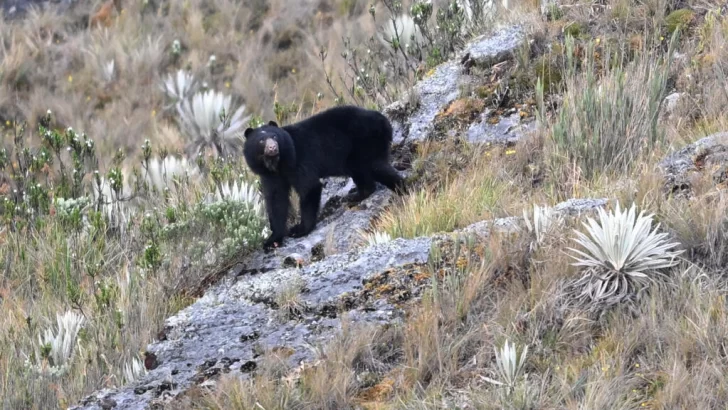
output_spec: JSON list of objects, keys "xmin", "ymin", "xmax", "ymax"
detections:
[
  {"xmin": 323, "ymin": 0, "xmax": 486, "ymax": 107},
  {"xmin": 196, "ymin": 193, "xmax": 267, "ymax": 259}
]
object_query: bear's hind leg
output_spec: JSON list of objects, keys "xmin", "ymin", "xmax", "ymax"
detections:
[
  {"xmin": 343, "ymin": 169, "xmax": 377, "ymax": 204},
  {"xmin": 289, "ymin": 181, "xmax": 323, "ymax": 238}
]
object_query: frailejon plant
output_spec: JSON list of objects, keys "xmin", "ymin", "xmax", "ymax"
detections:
[
  {"xmin": 362, "ymin": 230, "xmax": 393, "ymax": 247},
  {"xmin": 176, "ymin": 89, "xmax": 251, "ymax": 158},
  {"xmin": 160, "ymin": 69, "xmax": 199, "ymax": 109},
  {"xmin": 212, "ymin": 179, "xmax": 264, "ymax": 216},
  {"xmin": 522, "ymin": 203, "xmax": 564, "ymax": 250},
  {"xmin": 567, "ymin": 202, "xmax": 683, "ymax": 309},
  {"xmin": 482, "ymin": 339, "xmax": 530, "ymax": 396},
  {"xmin": 25, "ymin": 310, "xmax": 86, "ymax": 377},
  {"xmin": 379, "ymin": 14, "xmax": 425, "ymax": 50},
  {"xmin": 142, "ymin": 155, "xmax": 201, "ymax": 196},
  {"xmin": 122, "ymin": 356, "xmax": 147, "ymax": 384}
]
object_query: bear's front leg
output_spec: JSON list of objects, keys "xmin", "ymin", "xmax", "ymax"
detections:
[
  {"xmin": 261, "ymin": 175, "xmax": 291, "ymax": 252},
  {"xmin": 289, "ymin": 181, "xmax": 323, "ymax": 238}
]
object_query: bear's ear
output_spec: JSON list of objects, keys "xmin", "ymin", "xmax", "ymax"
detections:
[
  {"xmin": 244, "ymin": 128, "xmax": 254, "ymax": 139},
  {"xmin": 268, "ymin": 120, "xmax": 279, "ymax": 127}
]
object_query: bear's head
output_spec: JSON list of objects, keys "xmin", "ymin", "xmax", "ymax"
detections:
[{"xmin": 243, "ymin": 121, "xmax": 296, "ymax": 174}]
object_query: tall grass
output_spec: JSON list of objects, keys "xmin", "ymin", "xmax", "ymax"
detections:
[
  {"xmin": 542, "ymin": 32, "xmax": 678, "ymax": 182},
  {"xmin": 376, "ymin": 152, "xmax": 518, "ymax": 239}
]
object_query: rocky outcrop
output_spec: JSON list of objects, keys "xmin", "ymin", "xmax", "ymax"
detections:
[
  {"xmin": 74, "ymin": 235, "xmax": 434, "ymax": 410},
  {"xmin": 71, "ymin": 190, "xmax": 605, "ymax": 410},
  {"xmin": 659, "ymin": 132, "xmax": 728, "ymax": 194},
  {"xmin": 385, "ymin": 25, "xmax": 528, "ymax": 144},
  {"xmin": 465, "ymin": 110, "xmax": 536, "ymax": 145}
]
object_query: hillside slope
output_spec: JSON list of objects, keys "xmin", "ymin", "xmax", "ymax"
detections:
[{"xmin": 4, "ymin": 0, "xmax": 728, "ymax": 409}]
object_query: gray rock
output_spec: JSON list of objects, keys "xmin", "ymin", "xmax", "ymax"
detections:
[
  {"xmin": 71, "ymin": 233, "xmax": 432, "ymax": 410},
  {"xmin": 464, "ymin": 26, "xmax": 525, "ymax": 68},
  {"xmin": 386, "ymin": 25, "xmax": 524, "ymax": 143},
  {"xmin": 663, "ymin": 92, "xmax": 685, "ymax": 120},
  {"xmin": 466, "ymin": 111, "xmax": 536, "ymax": 145},
  {"xmin": 553, "ymin": 198, "xmax": 609, "ymax": 216},
  {"xmin": 455, "ymin": 216, "xmax": 521, "ymax": 240},
  {"xmin": 658, "ymin": 133, "xmax": 728, "ymax": 193}
]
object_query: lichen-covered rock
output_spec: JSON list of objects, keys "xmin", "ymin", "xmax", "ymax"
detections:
[
  {"xmin": 466, "ymin": 110, "xmax": 536, "ymax": 145},
  {"xmin": 553, "ymin": 198, "xmax": 610, "ymax": 216},
  {"xmin": 71, "ymin": 191, "xmax": 610, "ymax": 410},
  {"xmin": 71, "ymin": 236, "xmax": 433, "ymax": 410},
  {"xmin": 453, "ymin": 198, "xmax": 609, "ymax": 241},
  {"xmin": 461, "ymin": 26, "xmax": 525, "ymax": 69},
  {"xmin": 658, "ymin": 133, "xmax": 728, "ymax": 194},
  {"xmin": 386, "ymin": 25, "xmax": 525, "ymax": 143}
]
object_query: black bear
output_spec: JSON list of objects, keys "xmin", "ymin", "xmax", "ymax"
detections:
[{"xmin": 243, "ymin": 105, "xmax": 405, "ymax": 251}]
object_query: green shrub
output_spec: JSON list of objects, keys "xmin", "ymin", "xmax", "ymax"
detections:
[{"xmin": 665, "ymin": 9, "xmax": 695, "ymax": 34}]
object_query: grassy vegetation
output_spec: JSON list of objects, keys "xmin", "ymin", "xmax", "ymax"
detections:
[
  {"xmin": 3, "ymin": 0, "xmax": 728, "ymax": 408},
  {"xmin": 196, "ymin": 0, "xmax": 728, "ymax": 409}
]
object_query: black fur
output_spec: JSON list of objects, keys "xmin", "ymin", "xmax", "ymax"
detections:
[{"xmin": 243, "ymin": 105, "xmax": 406, "ymax": 252}]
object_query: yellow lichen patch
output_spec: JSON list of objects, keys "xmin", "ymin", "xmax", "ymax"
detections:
[
  {"xmin": 437, "ymin": 98, "xmax": 486, "ymax": 122},
  {"xmin": 413, "ymin": 271, "xmax": 430, "ymax": 282},
  {"xmin": 425, "ymin": 67, "xmax": 437, "ymax": 78},
  {"xmin": 353, "ymin": 377, "xmax": 395, "ymax": 406}
]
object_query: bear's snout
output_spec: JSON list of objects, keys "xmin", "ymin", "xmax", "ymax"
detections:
[{"xmin": 264, "ymin": 139, "xmax": 279, "ymax": 157}]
